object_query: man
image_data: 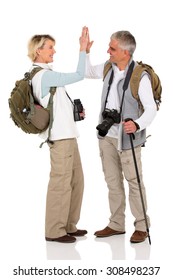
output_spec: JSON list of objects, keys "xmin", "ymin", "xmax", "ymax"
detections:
[{"xmin": 85, "ymin": 30, "xmax": 157, "ymax": 243}]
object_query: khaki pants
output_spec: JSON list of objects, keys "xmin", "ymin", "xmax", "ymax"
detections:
[
  {"xmin": 45, "ymin": 138, "xmax": 84, "ymax": 238},
  {"xmin": 99, "ymin": 136, "xmax": 150, "ymax": 231}
]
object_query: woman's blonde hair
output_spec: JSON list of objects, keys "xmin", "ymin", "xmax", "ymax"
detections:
[{"xmin": 27, "ymin": 34, "xmax": 55, "ymax": 62}]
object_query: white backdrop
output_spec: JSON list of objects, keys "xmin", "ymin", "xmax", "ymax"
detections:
[{"xmin": 0, "ymin": 0, "xmax": 172, "ymax": 279}]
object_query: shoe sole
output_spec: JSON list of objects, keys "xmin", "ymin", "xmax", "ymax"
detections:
[
  {"xmin": 68, "ymin": 230, "xmax": 88, "ymax": 237},
  {"xmin": 68, "ymin": 233, "xmax": 87, "ymax": 237},
  {"xmin": 45, "ymin": 237, "xmax": 76, "ymax": 243},
  {"xmin": 95, "ymin": 232, "xmax": 125, "ymax": 238},
  {"xmin": 130, "ymin": 238, "xmax": 146, "ymax": 243}
]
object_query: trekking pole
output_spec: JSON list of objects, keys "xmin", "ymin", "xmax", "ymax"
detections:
[{"xmin": 125, "ymin": 119, "xmax": 151, "ymax": 245}]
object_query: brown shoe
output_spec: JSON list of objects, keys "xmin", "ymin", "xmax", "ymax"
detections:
[
  {"xmin": 94, "ymin": 226, "xmax": 125, "ymax": 237},
  {"xmin": 45, "ymin": 235, "xmax": 76, "ymax": 243},
  {"xmin": 68, "ymin": 229, "xmax": 88, "ymax": 236},
  {"xmin": 130, "ymin": 230, "xmax": 148, "ymax": 243}
]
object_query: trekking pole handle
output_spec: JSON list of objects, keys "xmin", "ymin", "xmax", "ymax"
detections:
[{"xmin": 124, "ymin": 118, "xmax": 135, "ymax": 139}]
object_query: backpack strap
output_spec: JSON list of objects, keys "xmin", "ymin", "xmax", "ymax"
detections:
[
  {"xmin": 45, "ymin": 87, "xmax": 57, "ymax": 144},
  {"xmin": 30, "ymin": 67, "xmax": 43, "ymax": 79},
  {"xmin": 28, "ymin": 67, "xmax": 43, "ymax": 116},
  {"xmin": 130, "ymin": 62, "xmax": 146, "ymax": 105},
  {"xmin": 27, "ymin": 66, "xmax": 57, "ymax": 148},
  {"xmin": 103, "ymin": 61, "xmax": 112, "ymax": 81},
  {"xmin": 39, "ymin": 89, "xmax": 76, "ymax": 148},
  {"xmin": 39, "ymin": 86, "xmax": 56, "ymax": 148}
]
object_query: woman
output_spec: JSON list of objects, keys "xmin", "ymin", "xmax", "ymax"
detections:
[{"xmin": 27, "ymin": 27, "xmax": 89, "ymax": 243}]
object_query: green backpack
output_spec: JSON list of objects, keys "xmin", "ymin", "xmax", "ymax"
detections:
[
  {"xmin": 103, "ymin": 61, "xmax": 162, "ymax": 111},
  {"xmin": 8, "ymin": 67, "xmax": 56, "ymax": 142}
]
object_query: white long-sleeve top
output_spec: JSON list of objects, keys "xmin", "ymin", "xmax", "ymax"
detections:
[
  {"xmin": 85, "ymin": 54, "xmax": 157, "ymax": 134},
  {"xmin": 31, "ymin": 51, "xmax": 86, "ymax": 140}
]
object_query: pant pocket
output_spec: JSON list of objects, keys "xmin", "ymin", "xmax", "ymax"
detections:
[{"xmin": 121, "ymin": 147, "xmax": 142, "ymax": 181}]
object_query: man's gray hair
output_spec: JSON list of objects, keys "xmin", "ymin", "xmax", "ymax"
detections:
[{"xmin": 111, "ymin": 31, "xmax": 136, "ymax": 56}]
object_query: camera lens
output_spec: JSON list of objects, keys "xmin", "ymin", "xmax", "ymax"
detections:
[
  {"xmin": 96, "ymin": 118, "xmax": 115, "ymax": 137},
  {"xmin": 96, "ymin": 109, "xmax": 121, "ymax": 136}
]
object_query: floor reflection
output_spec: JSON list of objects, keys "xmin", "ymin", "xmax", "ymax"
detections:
[
  {"xmin": 45, "ymin": 234, "xmax": 151, "ymax": 260},
  {"xmin": 130, "ymin": 241, "xmax": 151, "ymax": 260},
  {"xmin": 46, "ymin": 237, "xmax": 87, "ymax": 260},
  {"xmin": 94, "ymin": 235, "xmax": 126, "ymax": 260},
  {"xmin": 46, "ymin": 241, "xmax": 81, "ymax": 260}
]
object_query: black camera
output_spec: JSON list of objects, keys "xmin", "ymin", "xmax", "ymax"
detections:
[
  {"xmin": 73, "ymin": 99, "xmax": 84, "ymax": 121},
  {"xmin": 96, "ymin": 108, "xmax": 121, "ymax": 137}
]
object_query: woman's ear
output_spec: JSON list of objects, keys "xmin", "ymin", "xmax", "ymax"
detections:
[{"xmin": 36, "ymin": 48, "xmax": 41, "ymax": 55}]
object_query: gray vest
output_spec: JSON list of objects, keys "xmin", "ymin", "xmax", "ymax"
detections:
[{"xmin": 98, "ymin": 60, "xmax": 146, "ymax": 150}]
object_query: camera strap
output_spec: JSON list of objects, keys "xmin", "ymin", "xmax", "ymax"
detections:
[
  {"xmin": 119, "ymin": 60, "xmax": 135, "ymax": 115},
  {"xmin": 65, "ymin": 91, "xmax": 74, "ymax": 106},
  {"xmin": 104, "ymin": 60, "xmax": 135, "ymax": 115}
]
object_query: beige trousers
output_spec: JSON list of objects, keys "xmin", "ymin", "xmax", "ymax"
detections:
[
  {"xmin": 45, "ymin": 138, "xmax": 84, "ymax": 238},
  {"xmin": 99, "ymin": 136, "xmax": 150, "ymax": 232}
]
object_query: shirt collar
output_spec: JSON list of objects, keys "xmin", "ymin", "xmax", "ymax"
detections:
[{"xmin": 32, "ymin": 63, "xmax": 53, "ymax": 70}]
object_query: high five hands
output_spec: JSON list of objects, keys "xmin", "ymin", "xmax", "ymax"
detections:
[{"xmin": 79, "ymin": 26, "xmax": 90, "ymax": 51}]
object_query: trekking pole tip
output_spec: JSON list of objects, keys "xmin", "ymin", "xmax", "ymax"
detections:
[{"xmin": 148, "ymin": 236, "xmax": 151, "ymax": 245}]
